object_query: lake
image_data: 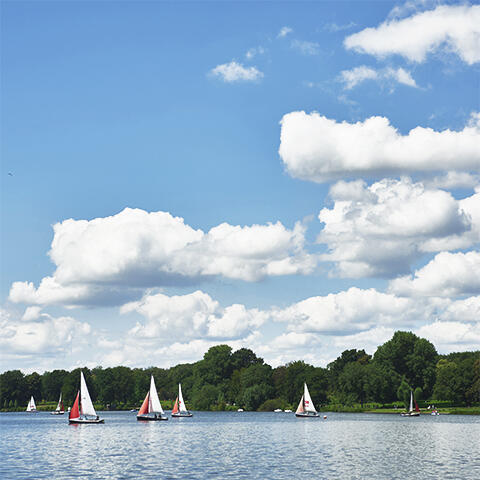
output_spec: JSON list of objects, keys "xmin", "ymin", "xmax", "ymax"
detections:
[{"xmin": 1, "ymin": 411, "xmax": 479, "ymax": 479}]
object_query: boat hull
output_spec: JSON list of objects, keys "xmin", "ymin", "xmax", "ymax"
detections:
[
  {"xmin": 137, "ymin": 414, "xmax": 168, "ymax": 421},
  {"xmin": 400, "ymin": 412, "xmax": 420, "ymax": 417},
  {"xmin": 51, "ymin": 411, "xmax": 65, "ymax": 415},
  {"xmin": 172, "ymin": 412, "xmax": 193, "ymax": 418},
  {"xmin": 295, "ymin": 412, "xmax": 319, "ymax": 418},
  {"xmin": 69, "ymin": 418, "xmax": 104, "ymax": 424}
]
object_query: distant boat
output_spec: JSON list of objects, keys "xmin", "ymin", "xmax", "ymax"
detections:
[
  {"xmin": 69, "ymin": 371, "xmax": 104, "ymax": 424},
  {"xmin": 284, "ymin": 409, "xmax": 292, "ymax": 413},
  {"xmin": 51, "ymin": 393, "xmax": 65, "ymax": 415},
  {"xmin": 401, "ymin": 391, "xmax": 420, "ymax": 417},
  {"xmin": 26, "ymin": 396, "xmax": 37, "ymax": 413},
  {"xmin": 137, "ymin": 375, "xmax": 168, "ymax": 421},
  {"xmin": 295, "ymin": 383, "xmax": 319, "ymax": 418},
  {"xmin": 273, "ymin": 408, "xmax": 283, "ymax": 412},
  {"xmin": 237, "ymin": 408, "xmax": 244, "ymax": 412},
  {"xmin": 171, "ymin": 383, "xmax": 193, "ymax": 418}
]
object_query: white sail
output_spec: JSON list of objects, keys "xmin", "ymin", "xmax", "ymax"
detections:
[
  {"xmin": 409, "ymin": 391, "xmax": 413, "ymax": 413},
  {"xmin": 55, "ymin": 393, "xmax": 63, "ymax": 412},
  {"xmin": 295, "ymin": 395, "xmax": 305, "ymax": 415},
  {"xmin": 303, "ymin": 383, "xmax": 317, "ymax": 413},
  {"xmin": 26, "ymin": 396, "xmax": 36, "ymax": 412},
  {"xmin": 148, "ymin": 375, "xmax": 164, "ymax": 414},
  {"xmin": 178, "ymin": 383, "xmax": 188, "ymax": 413},
  {"xmin": 80, "ymin": 371, "xmax": 97, "ymax": 417}
]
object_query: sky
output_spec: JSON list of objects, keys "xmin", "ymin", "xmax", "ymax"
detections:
[{"xmin": 1, "ymin": 0, "xmax": 479, "ymax": 373}]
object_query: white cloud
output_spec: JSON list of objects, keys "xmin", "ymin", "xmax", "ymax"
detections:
[
  {"xmin": 317, "ymin": 178, "xmax": 477, "ymax": 278},
  {"xmin": 271, "ymin": 287, "xmax": 414, "ymax": 334},
  {"xmin": 340, "ymin": 65, "xmax": 418, "ymax": 90},
  {"xmin": 389, "ymin": 251, "xmax": 480, "ymax": 297},
  {"xmin": 291, "ymin": 39, "xmax": 320, "ymax": 55},
  {"xmin": 245, "ymin": 46, "xmax": 266, "ymax": 60},
  {"xmin": 425, "ymin": 171, "xmax": 480, "ymax": 190},
  {"xmin": 279, "ymin": 111, "xmax": 480, "ymax": 183},
  {"xmin": 340, "ymin": 65, "xmax": 378, "ymax": 89},
  {"xmin": 9, "ymin": 208, "xmax": 315, "ymax": 306},
  {"xmin": 0, "ymin": 308, "xmax": 91, "ymax": 357},
  {"xmin": 416, "ymin": 321, "xmax": 480, "ymax": 353},
  {"xmin": 210, "ymin": 61, "xmax": 263, "ymax": 82},
  {"xmin": 122, "ymin": 290, "xmax": 267, "ymax": 342},
  {"xmin": 344, "ymin": 4, "xmax": 480, "ymax": 64},
  {"xmin": 21, "ymin": 306, "xmax": 42, "ymax": 322},
  {"xmin": 278, "ymin": 26, "xmax": 293, "ymax": 38}
]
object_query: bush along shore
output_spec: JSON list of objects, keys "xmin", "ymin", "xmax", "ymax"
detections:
[{"xmin": 1, "ymin": 331, "xmax": 479, "ymax": 414}]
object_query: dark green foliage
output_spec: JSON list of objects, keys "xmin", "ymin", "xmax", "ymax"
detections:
[
  {"xmin": 397, "ymin": 378, "xmax": 411, "ymax": 409},
  {"xmin": 0, "ymin": 335, "xmax": 478, "ymax": 411},
  {"xmin": 373, "ymin": 331, "xmax": 438, "ymax": 397}
]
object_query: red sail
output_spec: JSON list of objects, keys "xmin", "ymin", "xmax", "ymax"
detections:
[
  {"xmin": 415, "ymin": 401, "xmax": 420, "ymax": 412},
  {"xmin": 60, "ymin": 401, "xmax": 64, "ymax": 411},
  {"xmin": 69, "ymin": 391, "xmax": 80, "ymax": 419},
  {"xmin": 172, "ymin": 397, "xmax": 179, "ymax": 414},
  {"xmin": 137, "ymin": 392, "xmax": 150, "ymax": 416}
]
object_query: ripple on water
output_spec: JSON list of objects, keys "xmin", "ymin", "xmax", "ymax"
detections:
[{"xmin": 0, "ymin": 412, "xmax": 479, "ymax": 479}]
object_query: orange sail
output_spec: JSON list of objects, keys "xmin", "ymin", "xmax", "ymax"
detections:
[
  {"xmin": 171, "ymin": 397, "xmax": 179, "ymax": 414},
  {"xmin": 69, "ymin": 391, "xmax": 80, "ymax": 419},
  {"xmin": 137, "ymin": 392, "xmax": 150, "ymax": 416}
]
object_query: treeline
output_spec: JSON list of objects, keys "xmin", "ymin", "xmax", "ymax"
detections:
[{"xmin": 1, "ymin": 331, "xmax": 479, "ymax": 411}]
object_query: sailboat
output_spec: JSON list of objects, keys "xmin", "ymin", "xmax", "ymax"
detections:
[
  {"xmin": 401, "ymin": 391, "xmax": 420, "ymax": 417},
  {"xmin": 51, "ymin": 393, "xmax": 65, "ymax": 415},
  {"xmin": 171, "ymin": 383, "xmax": 193, "ymax": 417},
  {"xmin": 137, "ymin": 375, "xmax": 168, "ymax": 421},
  {"xmin": 69, "ymin": 371, "xmax": 104, "ymax": 424},
  {"xmin": 295, "ymin": 383, "xmax": 319, "ymax": 418},
  {"xmin": 26, "ymin": 396, "xmax": 37, "ymax": 413}
]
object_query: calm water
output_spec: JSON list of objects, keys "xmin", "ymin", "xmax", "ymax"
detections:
[{"xmin": 1, "ymin": 411, "xmax": 479, "ymax": 479}]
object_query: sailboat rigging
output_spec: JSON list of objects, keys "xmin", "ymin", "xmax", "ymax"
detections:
[
  {"xmin": 26, "ymin": 396, "xmax": 37, "ymax": 413},
  {"xmin": 171, "ymin": 383, "xmax": 193, "ymax": 417},
  {"xmin": 401, "ymin": 391, "xmax": 420, "ymax": 417},
  {"xmin": 295, "ymin": 383, "xmax": 319, "ymax": 418},
  {"xmin": 137, "ymin": 375, "xmax": 168, "ymax": 421},
  {"xmin": 51, "ymin": 393, "xmax": 65, "ymax": 415},
  {"xmin": 69, "ymin": 371, "xmax": 104, "ymax": 424}
]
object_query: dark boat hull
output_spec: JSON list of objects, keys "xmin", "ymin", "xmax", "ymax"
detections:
[
  {"xmin": 401, "ymin": 412, "xmax": 420, "ymax": 417},
  {"xmin": 137, "ymin": 414, "xmax": 168, "ymax": 421},
  {"xmin": 51, "ymin": 411, "xmax": 65, "ymax": 415},
  {"xmin": 69, "ymin": 418, "xmax": 104, "ymax": 424},
  {"xmin": 295, "ymin": 412, "xmax": 319, "ymax": 418}
]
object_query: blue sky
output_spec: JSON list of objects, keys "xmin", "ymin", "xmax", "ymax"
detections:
[{"xmin": 1, "ymin": 0, "xmax": 479, "ymax": 372}]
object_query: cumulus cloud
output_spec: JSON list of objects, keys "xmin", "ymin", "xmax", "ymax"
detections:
[
  {"xmin": 122, "ymin": 290, "xmax": 267, "ymax": 342},
  {"xmin": 340, "ymin": 65, "xmax": 418, "ymax": 90},
  {"xmin": 279, "ymin": 111, "xmax": 480, "ymax": 183},
  {"xmin": 425, "ymin": 171, "xmax": 480, "ymax": 190},
  {"xmin": 271, "ymin": 287, "xmax": 415, "ymax": 334},
  {"xmin": 389, "ymin": 251, "xmax": 480, "ymax": 297},
  {"xmin": 344, "ymin": 4, "xmax": 480, "ymax": 64},
  {"xmin": 416, "ymin": 321, "xmax": 480, "ymax": 353},
  {"xmin": 210, "ymin": 61, "xmax": 263, "ymax": 82},
  {"xmin": 9, "ymin": 208, "xmax": 315, "ymax": 306},
  {"xmin": 291, "ymin": 39, "xmax": 320, "ymax": 55},
  {"xmin": 278, "ymin": 26, "xmax": 293, "ymax": 38},
  {"xmin": 317, "ymin": 178, "xmax": 478, "ymax": 278},
  {"xmin": 0, "ymin": 308, "xmax": 91, "ymax": 357}
]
